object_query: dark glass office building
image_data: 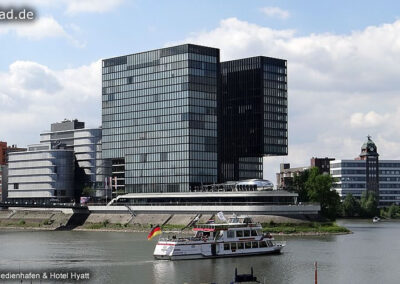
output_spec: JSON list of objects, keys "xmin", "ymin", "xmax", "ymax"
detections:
[
  {"xmin": 219, "ymin": 56, "xmax": 288, "ymax": 182},
  {"xmin": 102, "ymin": 44, "xmax": 219, "ymax": 193}
]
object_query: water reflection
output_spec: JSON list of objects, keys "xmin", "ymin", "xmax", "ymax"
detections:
[{"xmin": 0, "ymin": 221, "xmax": 399, "ymax": 283}]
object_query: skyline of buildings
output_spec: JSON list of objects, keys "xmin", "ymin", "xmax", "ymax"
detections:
[
  {"xmin": 1, "ymin": 43, "xmax": 400, "ymax": 207},
  {"xmin": 101, "ymin": 44, "xmax": 288, "ymax": 194}
]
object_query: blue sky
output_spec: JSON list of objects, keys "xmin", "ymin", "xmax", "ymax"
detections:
[
  {"xmin": 1, "ymin": 0, "xmax": 400, "ymax": 183},
  {"xmin": 2, "ymin": 0, "xmax": 400, "ymax": 70}
]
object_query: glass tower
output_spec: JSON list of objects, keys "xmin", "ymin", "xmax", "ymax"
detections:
[
  {"xmin": 219, "ymin": 56, "xmax": 288, "ymax": 182},
  {"xmin": 102, "ymin": 44, "xmax": 219, "ymax": 193}
]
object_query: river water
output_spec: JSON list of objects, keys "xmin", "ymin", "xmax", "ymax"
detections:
[{"xmin": 0, "ymin": 219, "xmax": 399, "ymax": 284}]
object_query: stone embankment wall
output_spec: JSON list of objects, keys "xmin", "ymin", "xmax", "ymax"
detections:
[
  {"xmin": 0, "ymin": 209, "xmax": 72, "ymax": 229},
  {"xmin": 0, "ymin": 209, "xmax": 313, "ymax": 231}
]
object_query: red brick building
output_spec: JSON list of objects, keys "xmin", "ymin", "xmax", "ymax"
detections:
[{"xmin": 0, "ymin": 141, "xmax": 7, "ymax": 165}]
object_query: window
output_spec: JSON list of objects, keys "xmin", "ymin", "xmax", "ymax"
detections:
[
  {"xmin": 224, "ymin": 243, "xmax": 230, "ymax": 251},
  {"xmin": 237, "ymin": 242, "xmax": 244, "ymax": 250},
  {"xmin": 14, "ymin": 183, "xmax": 19, "ymax": 189},
  {"xmin": 245, "ymin": 242, "xmax": 251, "ymax": 249},
  {"xmin": 259, "ymin": 241, "xmax": 267, "ymax": 248},
  {"xmin": 251, "ymin": 230, "xmax": 257, "ymax": 236},
  {"xmin": 231, "ymin": 243, "xmax": 237, "ymax": 251},
  {"xmin": 236, "ymin": 231, "xmax": 243, "ymax": 238},
  {"xmin": 252, "ymin": 242, "xmax": 259, "ymax": 248},
  {"xmin": 244, "ymin": 230, "xmax": 250, "ymax": 237},
  {"xmin": 160, "ymin": 152, "xmax": 168, "ymax": 162},
  {"xmin": 227, "ymin": 231, "xmax": 234, "ymax": 238}
]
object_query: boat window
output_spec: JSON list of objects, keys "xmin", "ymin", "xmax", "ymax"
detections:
[
  {"xmin": 259, "ymin": 241, "xmax": 267, "ymax": 248},
  {"xmin": 252, "ymin": 242, "xmax": 259, "ymax": 248},
  {"xmin": 224, "ymin": 243, "xmax": 230, "ymax": 251},
  {"xmin": 238, "ymin": 242, "xmax": 244, "ymax": 250},
  {"xmin": 227, "ymin": 230, "xmax": 235, "ymax": 238},
  {"xmin": 236, "ymin": 230, "xmax": 243, "ymax": 237},
  {"xmin": 244, "ymin": 230, "xmax": 250, "ymax": 237},
  {"xmin": 256, "ymin": 229, "xmax": 262, "ymax": 236},
  {"xmin": 251, "ymin": 230, "xmax": 257, "ymax": 236},
  {"xmin": 231, "ymin": 243, "xmax": 237, "ymax": 250},
  {"xmin": 267, "ymin": 241, "xmax": 273, "ymax": 247},
  {"xmin": 245, "ymin": 242, "xmax": 251, "ymax": 249}
]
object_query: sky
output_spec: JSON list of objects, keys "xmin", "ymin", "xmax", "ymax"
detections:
[{"xmin": 1, "ymin": 0, "xmax": 400, "ymax": 184}]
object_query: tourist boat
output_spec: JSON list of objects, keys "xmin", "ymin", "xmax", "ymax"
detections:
[{"xmin": 153, "ymin": 215, "xmax": 285, "ymax": 260}]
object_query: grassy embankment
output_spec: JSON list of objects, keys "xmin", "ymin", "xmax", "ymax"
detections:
[
  {"xmin": 82, "ymin": 221, "xmax": 350, "ymax": 235},
  {"xmin": 0, "ymin": 219, "xmax": 54, "ymax": 228},
  {"xmin": 261, "ymin": 221, "xmax": 350, "ymax": 234}
]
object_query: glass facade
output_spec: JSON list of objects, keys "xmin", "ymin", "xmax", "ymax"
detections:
[
  {"xmin": 7, "ymin": 150, "xmax": 75, "ymax": 203},
  {"xmin": 102, "ymin": 44, "xmax": 219, "ymax": 193},
  {"xmin": 219, "ymin": 56, "xmax": 288, "ymax": 182}
]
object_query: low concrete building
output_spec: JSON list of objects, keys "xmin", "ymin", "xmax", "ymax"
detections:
[
  {"xmin": 276, "ymin": 157, "xmax": 335, "ymax": 190},
  {"xmin": 276, "ymin": 163, "xmax": 310, "ymax": 189}
]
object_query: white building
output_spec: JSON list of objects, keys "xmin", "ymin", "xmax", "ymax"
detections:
[
  {"xmin": 7, "ymin": 145, "xmax": 75, "ymax": 203},
  {"xmin": 330, "ymin": 137, "xmax": 400, "ymax": 206},
  {"xmin": 40, "ymin": 119, "xmax": 111, "ymax": 196}
]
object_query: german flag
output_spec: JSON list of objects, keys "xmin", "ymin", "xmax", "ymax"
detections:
[{"xmin": 147, "ymin": 225, "xmax": 162, "ymax": 240}]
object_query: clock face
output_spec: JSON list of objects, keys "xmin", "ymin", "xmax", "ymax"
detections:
[{"xmin": 369, "ymin": 146, "xmax": 374, "ymax": 152}]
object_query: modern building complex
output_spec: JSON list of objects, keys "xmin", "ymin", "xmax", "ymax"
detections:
[
  {"xmin": 40, "ymin": 119, "xmax": 111, "ymax": 196},
  {"xmin": 102, "ymin": 44, "xmax": 288, "ymax": 194},
  {"xmin": 7, "ymin": 145, "xmax": 75, "ymax": 203},
  {"xmin": 3, "ymin": 120, "xmax": 111, "ymax": 204},
  {"xmin": 219, "ymin": 56, "xmax": 287, "ymax": 182},
  {"xmin": 330, "ymin": 137, "xmax": 400, "ymax": 206}
]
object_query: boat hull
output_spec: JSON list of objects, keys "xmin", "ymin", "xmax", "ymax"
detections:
[{"xmin": 154, "ymin": 245, "xmax": 284, "ymax": 260}]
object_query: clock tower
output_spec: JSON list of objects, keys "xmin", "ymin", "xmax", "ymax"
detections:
[{"xmin": 359, "ymin": 135, "xmax": 379, "ymax": 199}]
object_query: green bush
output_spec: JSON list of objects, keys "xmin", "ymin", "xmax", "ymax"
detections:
[
  {"xmin": 102, "ymin": 219, "xmax": 110, "ymax": 227},
  {"xmin": 18, "ymin": 220, "xmax": 26, "ymax": 225}
]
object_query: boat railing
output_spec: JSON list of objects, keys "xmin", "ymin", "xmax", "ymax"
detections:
[{"xmin": 158, "ymin": 236, "xmax": 206, "ymax": 242}]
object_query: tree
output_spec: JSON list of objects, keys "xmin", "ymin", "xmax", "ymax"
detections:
[
  {"xmin": 342, "ymin": 193, "xmax": 359, "ymax": 217},
  {"xmin": 305, "ymin": 167, "xmax": 341, "ymax": 220},
  {"xmin": 292, "ymin": 170, "xmax": 310, "ymax": 202},
  {"xmin": 387, "ymin": 204, "xmax": 399, "ymax": 218},
  {"xmin": 360, "ymin": 191, "xmax": 379, "ymax": 217},
  {"xmin": 82, "ymin": 186, "xmax": 94, "ymax": 197}
]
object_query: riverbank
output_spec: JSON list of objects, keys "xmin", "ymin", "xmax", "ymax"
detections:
[
  {"xmin": 0, "ymin": 209, "xmax": 351, "ymax": 235},
  {"xmin": 261, "ymin": 221, "xmax": 351, "ymax": 235}
]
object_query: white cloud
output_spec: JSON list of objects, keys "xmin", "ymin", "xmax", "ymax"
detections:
[
  {"xmin": 350, "ymin": 111, "xmax": 391, "ymax": 128},
  {"xmin": 0, "ymin": 60, "xmax": 102, "ymax": 147},
  {"xmin": 180, "ymin": 17, "xmax": 400, "ymax": 184},
  {"xmin": 64, "ymin": 0, "xmax": 124, "ymax": 14},
  {"xmin": 260, "ymin": 7, "xmax": 290, "ymax": 19},
  {"xmin": 0, "ymin": 16, "xmax": 84, "ymax": 46},
  {"xmin": 15, "ymin": 17, "xmax": 67, "ymax": 40}
]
